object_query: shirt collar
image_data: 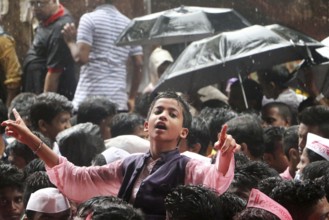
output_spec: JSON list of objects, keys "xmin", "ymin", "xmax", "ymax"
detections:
[{"xmin": 41, "ymin": 4, "xmax": 65, "ymax": 27}]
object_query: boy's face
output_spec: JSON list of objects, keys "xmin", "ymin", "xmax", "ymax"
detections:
[
  {"xmin": 42, "ymin": 111, "xmax": 71, "ymax": 142},
  {"xmin": 296, "ymin": 147, "xmax": 310, "ymax": 173},
  {"xmin": 144, "ymin": 98, "xmax": 188, "ymax": 148},
  {"xmin": 261, "ymin": 107, "xmax": 289, "ymax": 128},
  {"xmin": 307, "ymin": 197, "xmax": 329, "ymax": 220},
  {"xmin": 0, "ymin": 187, "xmax": 24, "ymax": 220}
]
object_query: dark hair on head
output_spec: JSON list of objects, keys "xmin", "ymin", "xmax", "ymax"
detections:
[
  {"xmin": 257, "ymin": 65, "xmax": 291, "ymax": 88},
  {"xmin": 306, "ymin": 148, "xmax": 327, "ymax": 163},
  {"xmin": 76, "ymin": 196, "xmax": 126, "ymax": 218},
  {"xmin": 23, "ymin": 159, "xmax": 46, "ymax": 177},
  {"xmin": 57, "ymin": 123, "xmax": 105, "ymax": 166},
  {"xmin": 270, "ymin": 180, "xmax": 326, "ymax": 220},
  {"xmin": 186, "ymin": 116, "xmax": 210, "ymax": 156},
  {"xmin": 23, "ymin": 171, "xmax": 55, "ymax": 208},
  {"xmin": 110, "ymin": 113, "xmax": 145, "ymax": 138},
  {"xmin": 302, "ymin": 161, "xmax": 329, "ymax": 181},
  {"xmin": 217, "ymin": 192, "xmax": 246, "ymax": 220},
  {"xmin": 6, "ymin": 140, "xmax": 37, "ymax": 167},
  {"xmin": 92, "ymin": 203, "xmax": 144, "ymax": 220},
  {"xmin": 134, "ymin": 92, "xmax": 156, "ymax": 118},
  {"xmin": 77, "ymin": 96, "xmax": 117, "ymax": 125},
  {"xmin": 8, "ymin": 92, "xmax": 37, "ymax": 121},
  {"xmin": 234, "ymin": 208, "xmax": 280, "ymax": 220},
  {"xmin": 263, "ymin": 126, "xmax": 285, "ymax": 155},
  {"xmin": 261, "ymin": 102, "xmax": 295, "ymax": 125},
  {"xmin": 226, "ymin": 114, "xmax": 264, "ymax": 159},
  {"xmin": 298, "ymin": 97, "xmax": 316, "ymax": 113},
  {"xmin": 258, "ymin": 176, "xmax": 284, "ymax": 196},
  {"xmin": 298, "ymin": 105, "xmax": 329, "ymax": 138},
  {"xmin": 147, "ymin": 91, "xmax": 192, "ymax": 129},
  {"xmin": 234, "ymin": 152, "xmax": 251, "ymax": 169},
  {"xmin": 30, "ymin": 92, "xmax": 73, "ymax": 130},
  {"xmin": 165, "ymin": 184, "xmax": 222, "ymax": 220},
  {"xmin": 0, "ymin": 164, "xmax": 25, "ymax": 191},
  {"xmin": 283, "ymin": 125, "xmax": 299, "ymax": 159}
]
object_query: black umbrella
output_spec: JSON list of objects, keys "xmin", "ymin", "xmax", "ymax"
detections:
[
  {"xmin": 154, "ymin": 24, "xmax": 327, "ymax": 93},
  {"xmin": 116, "ymin": 6, "xmax": 251, "ymax": 46}
]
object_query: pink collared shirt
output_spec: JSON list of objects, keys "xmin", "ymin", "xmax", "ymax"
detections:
[{"xmin": 280, "ymin": 167, "xmax": 293, "ymax": 180}]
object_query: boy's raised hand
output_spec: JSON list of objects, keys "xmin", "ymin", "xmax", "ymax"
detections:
[{"xmin": 214, "ymin": 124, "xmax": 240, "ymax": 155}]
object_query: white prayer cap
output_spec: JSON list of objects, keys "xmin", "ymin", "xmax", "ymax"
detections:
[
  {"xmin": 26, "ymin": 188, "xmax": 71, "ymax": 213},
  {"xmin": 306, "ymin": 133, "xmax": 329, "ymax": 161}
]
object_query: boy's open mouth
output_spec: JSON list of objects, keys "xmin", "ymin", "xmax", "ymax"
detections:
[{"xmin": 155, "ymin": 122, "xmax": 167, "ymax": 130}]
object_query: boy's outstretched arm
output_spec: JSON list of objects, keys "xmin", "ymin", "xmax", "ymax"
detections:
[{"xmin": 1, "ymin": 109, "xmax": 59, "ymax": 168}]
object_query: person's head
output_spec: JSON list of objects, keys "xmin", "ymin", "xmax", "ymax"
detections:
[
  {"xmin": 88, "ymin": 203, "xmax": 144, "ymax": 220},
  {"xmin": 226, "ymin": 114, "xmax": 264, "ymax": 160},
  {"xmin": 257, "ymin": 65, "xmax": 292, "ymax": 99},
  {"xmin": 297, "ymin": 133, "xmax": 329, "ymax": 174},
  {"xmin": 261, "ymin": 102, "xmax": 294, "ymax": 127},
  {"xmin": 298, "ymin": 105, "xmax": 329, "ymax": 152},
  {"xmin": 178, "ymin": 116, "xmax": 210, "ymax": 156},
  {"xmin": 228, "ymin": 78, "xmax": 263, "ymax": 113},
  {"xmin": 23, "ymin": 171, "xmax": 55, "ymax": 208},
  {"xmin": 271, "ymin": 180, "xmax": 329, "ymax": 220},
  {"xmin": 0, "ymin": 164, "xmax": 25, "ymax": 220},
  {"xmin": 57, "ymin": 123, "xmax": 105, "ymax": 166},
  {"xmin": 6, "ymin": 140, "xmax": 37, "ymax": 170},
  {"xmin": 23, "ymin": 159, "xmax": 46, "ymax": 177},
  {"xmin": 217, "ymin": 192, "xmax": 246, "ymax": 220},
  {"xmin": 8, "ymin": 92, "xmax": 37, "ymax": 129},
  {"xmin": 77, "ymin": 96, "xmax": 117, "ymax": 140},
  {"xmin": 25, "ymin": 187, "xmax": 71, "ymax": 220},
  {"xmin": 302, "ymin": 160, "xmax": 329, "ymax": 181},
  {"xmin": 30, "ymin": 92, "xmax": 73, "ymax": 143},
  {"xmin": 110, "ymin": 113, "xmax": 147, "ymax": 139},
  {"xmin": 283, "ymin": 125, "xmax": 300, "ymax": 177},
  {"xmin": 257, "ymin": 176, "xmax": 284, "ymax": 196},
  {"xmin": 164, "ymin": 185, "xmax": 222, "ymax": 220},
  {"xmin": 145, "ymin": 91, "xmax": 191, "ymax": 153},
  {"xmin": 29, "ymin": 0, "xmax": 60, "ymax": 22},
  {"xmin": 263, "ymin": 126, "xmax": 289, "ymax": 173}
]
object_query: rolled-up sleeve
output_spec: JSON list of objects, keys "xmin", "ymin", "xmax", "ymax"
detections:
[
  {"xmin": 46, "ymin": 156, "xmax": 123, "ymax": 203},
  {"xmin": 185, "ymin": 152, "xmax": 234, "ymax": 195}
]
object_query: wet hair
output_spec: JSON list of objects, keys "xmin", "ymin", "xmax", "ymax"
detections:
[
  {"xmin": 110, "ymin": 113, "xmax": 145, "ymax": 138},
  {"xmin": 234, "ymin": 152, "xmax": 251, "ymax": 169},
  {"xmin": 282, "ymin": 125, "xmax": 299, "ymax": 159},
  {"xmin": 257, "ymin": 65, "xmax": 292, "ymax": 89},
  {"xmin": 234, "ymin": 208, "xmax": 280, "ymax": 220},
  {"xmin": 147, "ymin": 91, "xmax": 192, "ymax": 129},
  {"xmin": 23, "ymin": 171, "xmax": 55, "ymax": 208},
  {"xmin": 226, "ymin": 114, "xmax": 264, "ymax": 159},
  {"xmin": 199, "ymin": 106, "xmax": 238, "ymax": 145},
  {"xmin": 92, "ymin": 203, "xmax": 144, "ymax": 220},
  {"xmin": 261, "ymin": 102, "xmax": 295, "ymax": 125},
  {"xmin": 57, "ymin": 123, "xmax": 105, "ymax": 166},
  {"xmin": 263, "ymin": 126, "xmax": 285, "ymax": 155},
  {"xmin": 23, "ymin": 159, "xmax": 46, "ymax": 177},
  {"xmin": 186, "ymin": 116, "xmax": 210, "ymax": 156},
  {"xmin": 298, "ymin": 105, "xmax": 329, "ymax": 138},
  {"xmin": 302, "ymin": 161, "xmax": 329, "ymax": 181},
  {"xmin": 258, "ymin": 176, "xmax": 284, "ymax": 196},
  {"xmin": 164, "ymin": 185, "xmax": 222, "ymax": 220},
  {"xmin": 0, "ymin": 164, "xmax": 25, "ymax": 191},
  {"xmin": 8, "ymin": 92, "xmax": 37, "ymax": 122},
  {"xmin": 77, "ymin": 96, "xmax": 117, "ymax": 125},
  {"xmin": 270, "ymin": 180, "xmax": 326, "ymax": 220},
  {"xmin": 217, "ymin": 192, "xmax": 246, "ymax": 220},
  {"xmin": 30, "ymin": 92, "xmax": 73, "ymax": 130}
]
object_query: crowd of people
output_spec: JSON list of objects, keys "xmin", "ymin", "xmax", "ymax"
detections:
[{"xmin": 1, "ymin": 0, "xmax": 329, "ymax": 220}]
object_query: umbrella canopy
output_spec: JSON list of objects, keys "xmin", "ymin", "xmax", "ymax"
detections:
[
  {"xmin": 116, "ymin": 6, "xmax": 251, "ymax": 46},
  {"xmin": 154, "ymin": 24, "xmax": 327, "ymax": 93}
]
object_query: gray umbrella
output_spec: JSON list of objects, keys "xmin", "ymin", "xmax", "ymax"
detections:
[
  {"xmin": 153, "ymin": 24, "xmax": 327, "ymax": 94},
  {"xmin": 115, "ymin": 6, "xmax": 251, "ymax": 46}
]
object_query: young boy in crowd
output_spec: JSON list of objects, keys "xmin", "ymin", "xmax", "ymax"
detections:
[{"xmin": 2, "ymin": 91, "xmax": 237, "ymax": 220}]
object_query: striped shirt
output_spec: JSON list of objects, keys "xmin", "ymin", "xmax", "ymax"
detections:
[{"xmin": 73, "ymin": 4, "xmax": 142, "ymax": 111}]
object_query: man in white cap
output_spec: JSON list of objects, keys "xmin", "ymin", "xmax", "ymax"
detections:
[{"xmin": 25, "ymin": 187, "xmax": 71, "ymax": 220}]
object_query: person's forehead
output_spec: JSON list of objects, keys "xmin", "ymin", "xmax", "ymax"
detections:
[{"xmin": 154, "ymin": 98, "xmax": 183, "ymax": 110}]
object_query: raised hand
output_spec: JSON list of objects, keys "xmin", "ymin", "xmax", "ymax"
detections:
[{"xmin": 62, "ymin": 23, "xmax": 77, "ymax": 44}]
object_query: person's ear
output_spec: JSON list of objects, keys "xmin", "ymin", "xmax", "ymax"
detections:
[
  {"xmin": 179, "ymin": 128, "xmax": 188, "ymax": 139},
  {"xmin": 289, "ymin": 148, "xmax": 300, "ymax": 164},
  {"xmin": 38, "ymin": 119, "xmax": 48, "ymax": 133},
  {"xmin": 144, "ymin": 121, "xmax": 149, "ymax": 132}
]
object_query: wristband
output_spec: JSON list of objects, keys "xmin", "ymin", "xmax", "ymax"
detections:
[
  {"xmin": 316, "ymin": 93, "xmax": 325, "ymax": 102},
  {"xmin": 33, "ymin": 141, "xmax": 43, "ymax": 154}
]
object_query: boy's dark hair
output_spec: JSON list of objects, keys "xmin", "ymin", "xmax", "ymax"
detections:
[
  {"xmin": 23, "ymin": 159, "xmax": 46, "ymax": 177},
  {"xmin": 147, "ymin": 91, "xmax": 192, "ymax": 129},
  {"xmin": 302, "ymin": 161, "xmax": 329, "ymax": 181},
  {"xmin": 110, "ymin": 113, "xmax": 145, "ymax": 138},
  {"xmin": 298, "ymin": 105, "xmax": 329, "ymax": 138},
  {"xmin": 23, "ymin": 171, "xmax": 55, "ymax": 208},
  {"xmin": 57, "ymin": 123, "xmax": 105, "ymax": 166},
  {"xmin": 270, "ymin": 180, "xmax": 326, "ymax": 220},
  {"xmin": 8, "ymin": 92, "xmax": 37, "ymax": 121},
  {"xmin": 261, "ymin": 102, "xmax": 295, "ymax": 125},
  {"xmin": 92, "ymin": 203, "xmax": 145, "ymax": 220},
  {"xmin": 226, "ymin": 114, "xmax": 264, "ymax": 159},
  {"xmin": 30, "ymin": 92, "xmax": 73, "ymax": 130},
  {"xmin": 77, "ymin": 96, "xmax": 117, "ymax": 125},
  {"xmin": 234, "ymin": 152, "xmax": 251, "ymax": 169},
  {"xmin": 257, "ymin": 176, "xmax": 284, "ymax": 196},
  {"xmin": 164, "ymin": 184, "xmax": 222, "ymax": 220},
  {"xmin": 263, "ymin": 126, "xmax": 285, "ymax": 155},
  {"xmin": 258, "ymin": 65, "xmax": 291, "ymax": 88},
  {"xmin": 6, "ymin": 140, "xmax": 37, "ymax": 166},
  {"xmin": 234, "ymin": 208, "xmax": 280, "ymax": 220},
  {"xmin": 282, "ymin": 125, "xmax": 299, "ymax": 159},
  {"xmin": 186, "ymin": 117, "xmax": 210, "ymax": 156},
  {"xmin": 217, "ymin": 192, "xmax": 246, "ymax": 220},
  {"xmin": 0, "ymin": 164, "xmax": 25, "ymax": 191}
]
